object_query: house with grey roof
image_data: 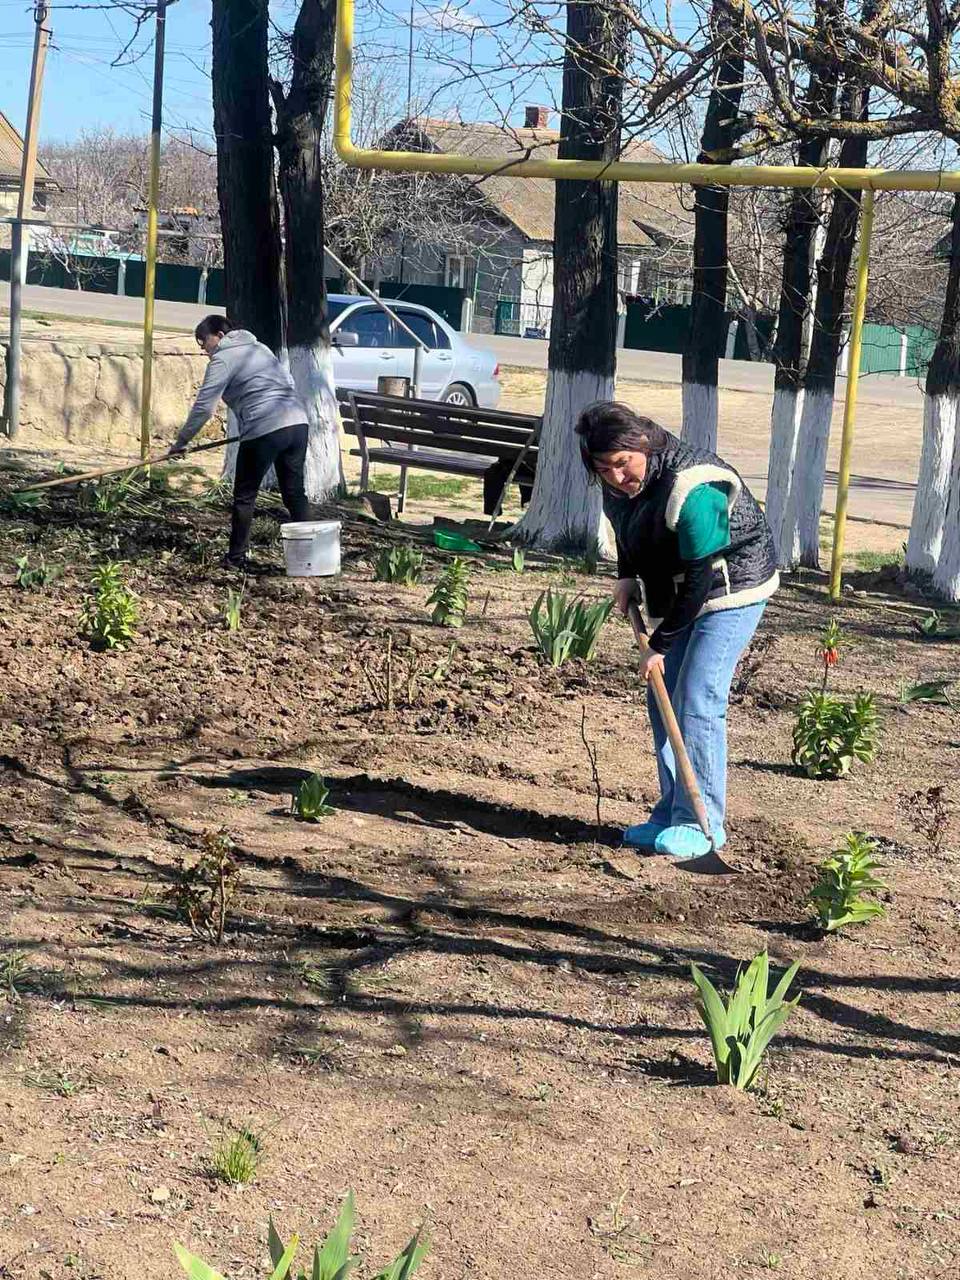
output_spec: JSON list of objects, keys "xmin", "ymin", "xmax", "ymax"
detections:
[{"xmin": 368, "ymin": 107, "xmax": 692, "ymax": 335}]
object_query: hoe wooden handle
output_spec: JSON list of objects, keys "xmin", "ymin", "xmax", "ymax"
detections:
[
  {"xmin": 627, "ymin": 600, "xmax": 713, "ymax": 845},
  {"xmin": 13, "ymin": 436, "xmax": 230, "ymax": 494}
]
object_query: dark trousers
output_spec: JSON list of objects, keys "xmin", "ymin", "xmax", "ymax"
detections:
[{"xmin": 229, "ymin": 423, "xmax": 310, "ymax": 564}]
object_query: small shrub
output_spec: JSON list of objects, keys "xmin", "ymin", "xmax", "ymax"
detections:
[
  {"xmin": 291, "ymin": 773, "xmax": 335, "ymax": 821},
  {"xmin": 175, "ymin": 1191, "xmax": 427, "ymax": 1280},
  {"xmin": 691, "ymin": 951, "xmax": 801, "ymax": 1091},
  {"xmin": 427, "ymin": 557, "xmax": 469, "ymax": 627},
  {"xmin": 14, "ymin": 554, "xmax": 61, "ymax": 591},
  {"xmin": 374, "ymin": 544, "xmax": 423, "ymax": 585},
  {"xmin": 791, "ymin": 691, "xmax": 877, "ymax": 779},
  {"xmin": 210, "ymin": 1125, "xmax": 263, "ymax": 1186},
  {"xmin": 223, "ymin": 584, "xmax": 244, "ymax": 632},
  {"xmin": 528, "ymin": 588, "xmax": 614, "ymax": 666},
  {"xmin": 162, "ymin": 828, "xmax": 240, "ymax": 944},
  {"xmin": 809, "ymin": 833, "xmax": 887, "ymax": 931},
  {"xmin": 80, "ymin": 561, "xmax": 138, "ymax": 650}
]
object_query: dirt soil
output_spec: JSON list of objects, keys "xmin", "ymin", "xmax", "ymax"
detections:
[{"xmin": 0, "ymin": 453, "xmax": 959, "ymax": 1280}]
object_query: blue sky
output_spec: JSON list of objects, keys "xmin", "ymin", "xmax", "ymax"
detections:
[{"xmin": 0, "ymin": 0, "xmax": 562, "ymax": 146}]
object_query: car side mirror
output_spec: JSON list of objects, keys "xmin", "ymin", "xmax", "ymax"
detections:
[{"xmin": 333, "ymin": 330, "xmax": 360, "ymax": 348}]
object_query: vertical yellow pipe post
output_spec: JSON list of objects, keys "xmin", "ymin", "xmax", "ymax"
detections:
[
  {"xmin": 140, "ymin": 0, "xmax": 170, "ymax": 462},
  {"xmin": 829, "ymin": 188, "xmax": 875, "ymax": 601}
]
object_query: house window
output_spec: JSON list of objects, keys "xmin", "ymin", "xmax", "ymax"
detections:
[{"xmin": 444, "ymin": 254, "xmax": 475, "ymax": 292}]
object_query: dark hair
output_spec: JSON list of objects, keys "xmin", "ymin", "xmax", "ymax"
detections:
[
  {"xmin": 575, "ymin": 401, "xmax": 669, "ymax": 478},
  {"xmin": 195, "ymin": 314, "xmax": 233, "ymax": 342}
]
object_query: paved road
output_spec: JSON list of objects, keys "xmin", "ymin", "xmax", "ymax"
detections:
[{"xmin": 1, "ymin": 281, "xmax": 924, "ymax": 408}]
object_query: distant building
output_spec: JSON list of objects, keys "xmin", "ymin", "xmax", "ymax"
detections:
[
  {"xmin": 0, "ymin": 109, "xmax": 59, "ymax": 245},
  {"xmin": 369, "ymin": 107, "xmax": 692, "ymax": 334}
]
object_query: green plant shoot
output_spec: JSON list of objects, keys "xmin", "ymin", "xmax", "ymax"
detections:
[
  {"xmin": 269, "ymin": 1191, "xmax": 357, "ymax": 1280},
  {"xmin": 14, "ymin": 554, "xmax": 61, "ymax": 591},
  {"xmin": 690, "ymin": 951, "xmax": 801, "ymax": 1091},
  {"xmin": 809, "ymin": 833, "xmax": 887, "ymax": 931},
  {"xmin": 292, "ymin": 773, "xmax": 335, "ymax": 821},
  {"xmin": 528, "ymin": 588, "xmax": 614, "ymax": 666},
  {"xmin": 511, "ymin": 546, "xmax": 525, "ymax": 573},
  {"xmin": 79, "ymin": 560, "xmax": 138, "ymax": 650},
  {"xmin": 224, "ymin": 584, "xmax": 244, "ymax": 632},
  {"xmin": 427, "ymin": 557, "xmax": 469, "ymax": 627},
  {"xmin": 175, "ymin": 1192, "xmax": 427, "ymax": 1280},
  {"xmin": 374, "ymin": 544, "xmax": 423, "ymax": 586}
]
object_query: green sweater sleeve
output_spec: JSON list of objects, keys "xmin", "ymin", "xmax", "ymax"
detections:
[{"xmin": 676, "ymin": 483, "xmax": 730, "ymax": 561}]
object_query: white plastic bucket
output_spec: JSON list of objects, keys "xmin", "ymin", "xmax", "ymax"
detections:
[{"xmin": 280, "ymin": 520, "xmax": 341, "ymax": 577}]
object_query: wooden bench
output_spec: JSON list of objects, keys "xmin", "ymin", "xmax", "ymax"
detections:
[{"xmin": 338, "ymin": 389, "xmax": 541, "ymax": 515}]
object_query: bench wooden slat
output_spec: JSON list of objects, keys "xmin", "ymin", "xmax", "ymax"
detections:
[
  {"xmin": 339, "ymin": 390, "xmax": 541, "ymax": 431},
  {"xmin": 348, "ymin": 422, "xmax": 526, "ymax": 460},
  {"xmin": 351, "ymin": 448, "xmax": 491, "ymax": 476},
  {"xmin": 344, "ymin": 407, "xmax": 540, "ymax": 450},
  {"xmin": 338, "ymin": 402, "xmax": 539, "ymax": 445}
]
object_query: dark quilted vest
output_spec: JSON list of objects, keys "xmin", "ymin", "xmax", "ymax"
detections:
[{"xmin": 602, "ymin": 433, "xmax": 778, "ymax": 618}]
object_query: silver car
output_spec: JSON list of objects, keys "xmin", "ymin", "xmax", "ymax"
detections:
[{"xmin": 327, "ymin": 294, "xmax": 501, "ymax": 408}]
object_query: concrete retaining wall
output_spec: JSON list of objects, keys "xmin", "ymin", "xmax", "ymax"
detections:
[{"xmin": 0, "ymin": 337, "xmax": 213, "ymax": 452}]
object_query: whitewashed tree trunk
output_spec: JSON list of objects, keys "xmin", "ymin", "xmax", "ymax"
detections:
[
  {"xmin": 910, "ymin": 193, "xmax": 960, "ymax": 586},
  {"xmin": 681, "ymin": 382, "xmax": 719, "ymax": 452},
  {"xmin": 906, "ymin": 394, "xmax": 958, "ymax": 575},
  {"xmin": 514, "ymin": 370, "xmax": 613, "ymax": 550},
  {"xmin": 765, "ymin": 384, "xmax": 804, "ymax": 566},
  {"xmin": 288, "ymin": 341, "xmax": 343, "ymax": 501},
  {"xmin": 788, "ymin": 387, "xmax": 834, "ymax": 568},
  {"xmin": 510, "ymin": 0, "xmax": 626, "ymax": 554},
  {"xmin": 220, "ymin": 409, "xmax": 280, "ymax": 491},
  {"xmin": 220, "ymin": 409, "xmax": 241, "ymax": 483},
  {"xmin": 932, "ymin": 429, "xmax": 960, "ymax": 600}
]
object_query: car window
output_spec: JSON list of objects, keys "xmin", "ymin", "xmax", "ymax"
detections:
[
  {"xmin": 337, "ymin": 307, "xmax": 393, "ymax": 348},
  {"xmin": 392, "ymin": 309, "xmax": 451, "ymax": 350}
]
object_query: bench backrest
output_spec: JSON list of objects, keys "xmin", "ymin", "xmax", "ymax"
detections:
[{"xmin": 338, "ymin": 390, "xmax": 541, "ymax": 458}]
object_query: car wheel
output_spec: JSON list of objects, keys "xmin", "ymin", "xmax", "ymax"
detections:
[{"xmin": 442, "ymin": 382, "xmax": 476, "ymax": 407}]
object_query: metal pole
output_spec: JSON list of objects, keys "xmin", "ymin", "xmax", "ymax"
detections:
[
  {"xmin": 5, "ymin": 0, "xmax": 50, "ymax": 440},
  {"xmin": 829, "ymin": 188, "xmax": 875, "ymax": 601},
  {"xmin": 140, "ymin": 0, "xmax": 172, "ymax": 462}
]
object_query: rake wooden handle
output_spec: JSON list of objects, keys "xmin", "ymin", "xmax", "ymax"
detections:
[
  {"xmin": 12, "ymin": 436, "xmax": 231, "ymax": 494},
  {"xmin": 627, "ymin": 600, "xmax": 713, "ymax": 845}
]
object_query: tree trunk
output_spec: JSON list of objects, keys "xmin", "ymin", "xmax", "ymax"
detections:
[
  {"xmin": 273, "ymin": 0, "xmax": 343, "ymax": 504},
  {"xmin": 211, "ymin": 0, "xmax": 283, "ymax": 487},
  {"xmin": 782, "ymin": 86, "xmax": 870, "ymax": 569},
  {"xmin": 513, "ymin": 1, "xmax": 628, "ymax": 552},
  {"xmin": 765, "ymin": 54, "xmax": 835, "ymax": 566},
  {"xmin": 681, "ymin": 13, "xmax": 744, "ymax": 451},
  {"xmin": 907, "ymin": 193, "xmax": 960, "ymax": 579},
  {"xmin": 211, "ymin": 0, "xmax": 282, "ymax": 350}
]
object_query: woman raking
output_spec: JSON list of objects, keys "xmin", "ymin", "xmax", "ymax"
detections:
[
  {"xmin": 576, "ymin": 402, "xmax": 779, "ymax": 860},
  {"xmin": 174, "ymin": 315, "xmax": 311, "ymax": 571}
]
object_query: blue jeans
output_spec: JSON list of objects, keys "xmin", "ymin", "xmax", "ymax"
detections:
[{"xmin": 648, "ymin": 602, "xmax": 766, "ymax": 836}]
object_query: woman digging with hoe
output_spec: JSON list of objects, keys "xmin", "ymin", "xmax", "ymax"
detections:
[
  {"xmin": 172, "ymin": 315, "xmax": 312, "ymax": 571},
  {"xmin": 577, "ymin": 402, "xmax": 779, "ymax": 861}
]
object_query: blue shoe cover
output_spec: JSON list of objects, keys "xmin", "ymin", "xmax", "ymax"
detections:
[
  {"xmin": 654, "ymin": 824, "xmax": 727, "ymax": 859},
  {"xmin": 622, "ymin": 821, "xmax": 667, "ymax": 848}
]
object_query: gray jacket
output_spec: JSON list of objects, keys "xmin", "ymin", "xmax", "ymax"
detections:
[{"xmin": 176, "ymin": 329, "xmax": 308, "ymax": 448}]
